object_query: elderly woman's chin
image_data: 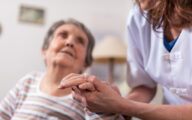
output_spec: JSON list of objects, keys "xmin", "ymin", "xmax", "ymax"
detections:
[
  {"xmin": 55, "ymin": 53, "xmax": 74, "ymax": 63},
  {"xmin": 55, "ymin": 58, "xmax": 74, "ymax": 67}
]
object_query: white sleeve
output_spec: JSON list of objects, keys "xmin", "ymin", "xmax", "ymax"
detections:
[{"xmin": 126, "ymin": 6, "xmax": 156, "ymax": 88}]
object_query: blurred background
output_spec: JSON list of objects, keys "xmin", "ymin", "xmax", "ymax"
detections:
[{"xmin": 0, "ymin": 0, "xmax": 162, "ymax": 119}]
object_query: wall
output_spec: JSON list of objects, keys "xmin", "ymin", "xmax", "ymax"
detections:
[{"xmin": 0, "ymin": 0, "xmax": 133, "ymax": 99}]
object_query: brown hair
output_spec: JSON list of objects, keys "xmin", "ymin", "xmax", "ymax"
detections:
[
  {"xmin": 136, "ymin": 0, "xmax": 192, "ymax": 31},
  {"xmin": 42, "ymin": 19, "xmax": 95, "ymax": 67}
]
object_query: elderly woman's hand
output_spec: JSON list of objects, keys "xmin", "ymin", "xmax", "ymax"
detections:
[
  {"xmin": 58, "ymin": 73, "xmax": 95, "ymax": 91},
  {"xmin": 59, "ymin": 73, "xmax": 120, "ymax": 94}
]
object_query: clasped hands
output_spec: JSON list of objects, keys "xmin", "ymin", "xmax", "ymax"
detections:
[{"xmin": 58, "ymin": 73, "xmax": 122, "ymax": 114}]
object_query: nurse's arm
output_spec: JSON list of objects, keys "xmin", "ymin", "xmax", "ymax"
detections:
[
  {"xmin": 123, "ymin": 86, "xmax": 192, "ymax": 119},
  {"xmin": 123, "ymin": 85, "xmax": 156, "ymax": 120},
  {"xmin": 126, "ymin": 85, "xmax": 157, "ymax": 103},
  {"xmin": 118, "ymin": 98, "xmax": 192, "ymax": 120}
]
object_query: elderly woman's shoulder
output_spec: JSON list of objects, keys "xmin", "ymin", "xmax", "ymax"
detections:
[
  {"xmin": 28, "ymin": 71, "xmax": 44, "ymax": 78},
  {"xmin": 16, "ymin": 72, "xmax": 44, "ymax": 86}
]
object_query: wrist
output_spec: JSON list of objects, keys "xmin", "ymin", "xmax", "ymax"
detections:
[
  {"xmin": 116, "ymin": 97, "xmax": 130, "ymax": 114},
  {"xmin": 118, "ymin": 97, "xmax": 138, "ymax": 116}
]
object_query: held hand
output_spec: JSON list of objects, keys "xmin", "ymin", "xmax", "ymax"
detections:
[
  {"xmin": 59, "ymin": 74, "xmax": 125, "ymax": 113},
  {"xmin": 59, "ymin": 73, "xmax": 86, "ymax": 88},
  {"xmin": 58, "ymin": 73, "xmax": 95, "ymax": 91}
]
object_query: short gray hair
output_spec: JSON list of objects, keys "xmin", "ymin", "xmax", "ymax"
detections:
[{"xmin": 42, "ymin": 19, "xmax": 95, "ymax": 66}]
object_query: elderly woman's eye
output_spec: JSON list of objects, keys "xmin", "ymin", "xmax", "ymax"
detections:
[
  {"xmin": 61, "ymin": 32, "xmax": 68, "ymax": 38},
  {"xmin": 77, "ymin": 37, "xmax": 84, "ymax": 45}
]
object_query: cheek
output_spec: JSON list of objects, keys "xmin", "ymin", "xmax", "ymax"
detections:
[
  {"xmin": 77, "ymin": 48, "xmax": 87, "ymax": 60},
  {"xmin": 50, "ymin": 40, "xmax": 64, "ymax": 52}
]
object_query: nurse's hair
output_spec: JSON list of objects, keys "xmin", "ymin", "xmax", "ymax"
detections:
[
  {"xmin": 136, "ymin": 0, "xmax": 192, "ymax": 31},
  {"xmin": 42, "ymin": 19, "xmax": 95, "ymax": 67}
]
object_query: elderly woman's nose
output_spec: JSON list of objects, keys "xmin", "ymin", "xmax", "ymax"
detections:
[{"xmin": 65, "ymin": 38, "xmax": 74, "ymax": 48}]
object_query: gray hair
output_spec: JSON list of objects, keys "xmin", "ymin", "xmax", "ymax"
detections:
[{"xmin": 42, "ymin": 19, "xmax": 95, "ymax": 66}]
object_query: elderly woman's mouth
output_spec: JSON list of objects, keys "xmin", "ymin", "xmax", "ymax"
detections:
[{"xmin": 60, "ymin": 51, "xmax": 74, "ymax": 57}]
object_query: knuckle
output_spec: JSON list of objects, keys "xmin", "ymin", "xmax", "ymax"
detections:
[
  {"xmin": 69, "ymin": 73, "xmax": 74, "ymax": 76},
  {"xmin": 70, "ymin": 73, "xmax": 77, "ymax": 76},
  {"xmin": 102, "ymin": 81, "xmax": 108, "ymax": 85},
  {"xmin": 91, "ymin": 76, "xmax": 97, "ymax": 83}
]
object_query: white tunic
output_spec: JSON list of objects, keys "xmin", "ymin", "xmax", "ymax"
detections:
[{"xmin": 126, "ymin": 5, "xmax": 192, "ymax": 105}]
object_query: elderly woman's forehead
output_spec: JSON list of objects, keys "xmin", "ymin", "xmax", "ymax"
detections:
[
  {"xmin": 54, "ymin": 24, "xmax": 88, "ymax": 38},
  {"xmin": 56, "ymin": 24, "xmax": 81, "ymax": 32}
]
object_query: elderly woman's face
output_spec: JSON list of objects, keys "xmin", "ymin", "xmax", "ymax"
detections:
[
  {"xmin": 43, "ymin": 24, "xmax": 89, "ymax": 73},
  {"xmin": 138, "ymin": 0, "xmax": 156, "ymax": 10}
]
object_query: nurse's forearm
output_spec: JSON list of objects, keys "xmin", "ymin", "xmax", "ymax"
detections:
[
  {"xmin": 126, "ymin": 86, "xmax": 157, "ymax": 103},
  {"xmin": 123, "ymin": 86, "xmax": 156, "ymax": 119},
  {"xmin": 119, "ymin": 99, "xmax": 192, "ymax": 120}
]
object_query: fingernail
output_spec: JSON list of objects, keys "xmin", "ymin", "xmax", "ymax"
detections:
[
  {"xmin": 58, "ymin": 84, "xmax": 65, "ymax": 89},
  {"xmin": 83, "ymin": 73, "xmax": 88, "ymax": 79}
]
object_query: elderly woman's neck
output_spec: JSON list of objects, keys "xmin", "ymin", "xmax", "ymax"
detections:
[
  {"xmin": 45, "ymin": 66, "xmax": 76, "ymax": 85},
  {"xmin": 40, "ymin": 66, "xmax": 77, "ymax": 96}
]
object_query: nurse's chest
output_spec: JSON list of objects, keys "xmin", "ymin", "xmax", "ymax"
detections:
[{"xmin": 143, "ymin": 29, "xmax": 192, "ymax": 89}]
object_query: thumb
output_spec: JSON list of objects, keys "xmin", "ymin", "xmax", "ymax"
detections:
[{"xmin": 87, "ymin": 75, "xmax": 106, "ymax": 91}]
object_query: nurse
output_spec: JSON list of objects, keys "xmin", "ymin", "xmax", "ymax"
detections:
[{"xmin": 59, "ymin": 0, "xmax": 192, "ymax": 119}]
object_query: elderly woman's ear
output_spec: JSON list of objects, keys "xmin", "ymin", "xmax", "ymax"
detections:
[{"xmin": 42, "ymin": 50, "xmax": 47, "ymax": 64}]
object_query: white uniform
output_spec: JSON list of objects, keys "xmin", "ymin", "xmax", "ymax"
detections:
[{"xmin": 126, "ymin": 5, "xmax": 192, "ymax": 105}]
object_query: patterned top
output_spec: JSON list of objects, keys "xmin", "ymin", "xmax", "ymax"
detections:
[{"xmin": 0, "ymin": 72, "xmax": 124, "ymax": 120}]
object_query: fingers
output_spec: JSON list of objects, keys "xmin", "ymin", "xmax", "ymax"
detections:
[
  {"xmin": 64, "ymin": 73, "xmax": 79, "ymax": 79},
  {"xmin": 87, "ymin": 75, "xmax": 108, "ymax": 91},
  {"xmin": 71, "ymin": 87, "xmax": 88, "ymax": 107},
  {"xmin": 78, "ymin": 82, "xmax": 95, "ymax": 91},
  {"xmin": 59, "ymin": 74, "xmax": 103, "ymax": 94},
  {"xmin": 71, "ymin": 86, "xmax": 81, "ymax": 94},
  {"xmin": 86, "ymin": 76, "xmax": 121, "ymax": 96},
  {"xmin": 72, "ymin": 91, "xmax": 81, "ymax": 103},
  {"xmin": 58, "ymin": 74, "xmax": 87, "ymax": 89}
]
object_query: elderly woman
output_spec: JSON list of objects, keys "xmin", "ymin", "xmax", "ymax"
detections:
[{"xmin": 0, "ymin": 19, "xmax": 124, "ymax": 120}]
